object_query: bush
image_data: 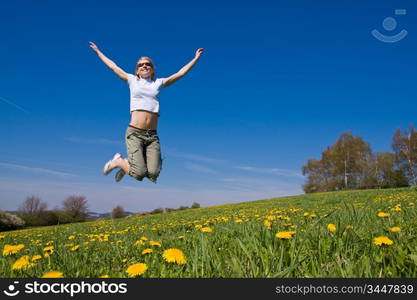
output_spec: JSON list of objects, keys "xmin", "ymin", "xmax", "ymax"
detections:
[
  {"xmin": 0, "ymin": 211, "xmax": 25, "ymax": 231},
  {"xmin": 150, "ymin": 208, "xmax": 164, "ymax": 215},
  {"xmin": 40, "ymin": 210, "xmax": 62, "ymax": 225},
  {"xmin": 19, "ymin": 210, "xmax": 64, "ymax": 227},
  {"xmin": 18, "ymin": 213, "xmax": 41, "ymax": 227},
  {"xmin": 191, "ymin": 202, "xmax": 200, "ymax": 209}
]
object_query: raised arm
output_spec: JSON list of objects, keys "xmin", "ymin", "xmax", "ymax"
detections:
[
  {"xmin": 162, "ymin": 48, "xmax": 204, "ymax": 87},
  {"xmin": 89, "ymin": 42, "xmax": 128, "ymax": 82}
]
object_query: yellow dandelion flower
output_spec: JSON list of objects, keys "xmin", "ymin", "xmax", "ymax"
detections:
[
  {"xmin": 278, "ymin": 215, "xmax": 291, "ymax": 221},
  {"xmin": 390, "ymin": 226, "xmax": 401, "ymax": 232},
  {"xmin": 149, "ymin": 241, "xmax": 161, "ymax": 247},
  {"xmin": 201, "ymin": 227, "xmax": 212, "ymax": 233},
  {"xmin": 235, "ymin": 219, "xmax": 243, "ymax": 223},
  {"xmin": 194, "ymin": 224, "xmax": 203, "ymax": 229},
  {"xmin": 68, "ymin": 235, "xmax": 75, "ymax": 240},
  {"xmin": 142, "ymin": 248, "xmax": 153, "ymax": 255},
  {"xmin": 0, "ymin": 235, "xmax": 5, "ymax": 240},
  {"xmin": 275, "ymin": 231, "xmax": 296, "ymax": 240},
  {"xmin": 12, "ymin": 255, "xmax": 34, "ymax": 270},
  {"xmin": 31, "ymin": 255, "xmax": 42, "ymax": 262},
  {"xmin": 264, "ymin": 220, "xmax": 272, "ymax": 230},
  {"xmin": 162, "ymin": 248, "xmax": 186, "ymax": 265},
  {"xmin": 373, "ymin": 236, "xmax": 394, "ymax": 246},
  {"xmin": 43, "ymin": 246, "xmax": 54, "ymax": 254},
  {"xmin": 71, "ymin": 245, "xmax": 80, "ymax": 251},
  {"xmin": 178, "ymin": 236, "xmax": 185, "ymax": 240},
  {"xmin": 134, "ymin": 240, "xmax": 145, "ymax": 246},
  {"xmin": 42, "ymin": 271, "xmax": 64, "ymax": 278},
  {"xmin": 126, "ymin": 263, "xmax": 147, "ymax": 277},
  {"xmin": 303, "ymin": 212, "xmax": 309, "ymax": 217},
  {"xmin": 327, "ymin": 224, "xmax": 337, "ymax": 232},
  {"xmin": 3, "ymin": 244, "xmax": 25, "ymax": 256},
  {"xmin": 377, "ymin": 212, "xmax": 390, "ymax": 217},
  {"xmin": 266, "ymin": 215, "xmax": 275, "ymax": 221},
  {"xmin": 309, "ymin": 214, "xmax": 317, "ymax": 218},
  {"xmin": 100, "ymin": 275, "xmax": 110, "ymax": 278}
]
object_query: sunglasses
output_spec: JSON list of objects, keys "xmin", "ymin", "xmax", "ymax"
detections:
[{"xmin": 137, "ymin": 62, "xmax": 153, "ymax": 68}]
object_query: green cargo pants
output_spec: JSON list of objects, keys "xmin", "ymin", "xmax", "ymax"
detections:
[{"xmin": 125, "ymin": 125, "xmax": 162, "ymax": 182}]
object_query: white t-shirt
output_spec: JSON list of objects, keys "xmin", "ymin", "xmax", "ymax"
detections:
[{"xmin": 126, "ymin": 74, "xmax": 165, "ymax": 114}]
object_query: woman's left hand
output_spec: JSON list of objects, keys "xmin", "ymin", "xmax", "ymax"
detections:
[{"xmin": 195, "ymin": 48, "xmax": 204, "ymax": 59}]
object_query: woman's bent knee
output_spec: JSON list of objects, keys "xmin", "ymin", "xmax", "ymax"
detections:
[
  {"xmin": 147, "ymin": 171, "xmax": 160, "ymax": 182},
  {"xmin": 129, "ymin": 169, "xmax": 147, "ymax": 181}
]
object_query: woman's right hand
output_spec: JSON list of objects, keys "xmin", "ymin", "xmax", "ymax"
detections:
[{"xmin": 89, "ymin": 41, "xmax": 99, "ymax": 52}]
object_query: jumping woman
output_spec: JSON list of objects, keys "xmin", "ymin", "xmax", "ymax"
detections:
[{"xmin": 89, "ymin": 42, "xmax": 204, "ymax": 183}]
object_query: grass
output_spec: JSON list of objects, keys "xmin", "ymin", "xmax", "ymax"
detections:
[{"xmin": 1, "ymin": 187, "xmax": 416, "ymax": 278}]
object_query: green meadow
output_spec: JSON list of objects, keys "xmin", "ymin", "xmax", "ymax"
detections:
[{"xmin": 1, "ymin": 187, "xmax": 416, "ymax": 278}]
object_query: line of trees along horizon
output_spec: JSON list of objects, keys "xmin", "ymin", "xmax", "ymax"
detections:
[
  {"xmin": 0, "ymin": 195, "xmax": 89, "ymax": 231},
  {"xmin": 302, "ymin": 125, "xmax": 417, "ymax": 193},
  {"xmin": 1, "ymin": 195, "xmax": 203, "ymax": 231}
]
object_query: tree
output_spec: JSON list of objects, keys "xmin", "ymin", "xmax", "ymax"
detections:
[
  {"xmin": 111, "ymin": 205, "xmax": 126, "ymax": 219},
  {"xmin": 18, "ymin": 196, "xmax": 47, "ymax": 215},
  {"xmin": 302, "ymin": 132, "xmax": 375, "ymax": 192},
  {"xmin": 302, "ymin": 155, "xmax": 341, "ymax": 193},
  {"xmin": 18, "ymin": 196, "xmax": 48, "ymax": 226},
  {"xmin": 329, "ymin": 132, "xmax": 375, "ymax": 189},
  {"xmin": 392, "ymin": 125, "xmax": 417, "ymax": 186},
  {"xmin": 62, "ymin": 195, "xmax": 88, "ymax": 222},
  {"xmin": 191, "ymin": 202, "xmax": 200, "ymax": 209},
  {"xmin": 375, "ymin": 152, "xmax": 409, "ymax": 188}
]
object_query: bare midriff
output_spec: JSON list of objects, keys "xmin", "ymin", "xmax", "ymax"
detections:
[{"xmin": 130, "ymin": 110, "xmax": 159, "ymax": 130}]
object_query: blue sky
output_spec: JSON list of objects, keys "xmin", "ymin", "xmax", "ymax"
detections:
[{"xmin": 1, "ymin": 0, "xmax": 416, "ymax": 212}]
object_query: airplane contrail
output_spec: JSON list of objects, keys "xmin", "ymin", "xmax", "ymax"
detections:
[{"xmin": 0, "ymin": 96, "xmax": 31, "ymax": 114}]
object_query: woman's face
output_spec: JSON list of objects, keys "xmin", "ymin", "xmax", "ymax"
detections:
[{"xmin": 136, "ymin": 59, "xmax": 154, "ymax": 79}]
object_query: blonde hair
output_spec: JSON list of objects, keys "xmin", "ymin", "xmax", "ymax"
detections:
[{"xmin": 135, "ymin": 56, "xmax": 156, "ymax": 81}]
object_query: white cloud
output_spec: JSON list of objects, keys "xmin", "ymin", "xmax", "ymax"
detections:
[
  {"xmin": 0, "ymin": 162, "xmax": 77, "ymax": 178},
  {"xmin": 166, "ymin": 150, "xmax": 303, "ymax": 180},
  {"xmin": 221, "ymin": 176, "xmax": 303, "ymax": 194},
  {"xmin": 65, "ymin": 137, "xmax": 123, "ymax": 145},
  {"xmin": 235, "ymin": 166, "xmax": 304, "ymax": 178},
  {"xmin": 166, "ymin": 150, "xmax": 226, "ymax": 164},
  {"xmin": 184, "ymin": 163, "xmax": 217, "ymax": 174}
]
